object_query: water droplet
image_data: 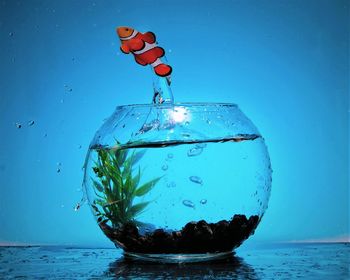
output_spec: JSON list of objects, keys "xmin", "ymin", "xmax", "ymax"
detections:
[
  {"xmin": 15, "ymin": 122, "xmax": 22, "ymax": 129},
  {"xmin": 167, "ymin": 153, "xmax": 173, "ymax": 159},
  {"xmin": 167, "ymin": 182, "xmax": 176, "ymax": 188},
  {"xmin": 200, "ymin": 199, "xmax": 207, "ymax": 205},
  {"xmin": 189, "ymin": 176, "xmax": 203, "ymax": 185},
  {"xmin": 74, "ymin": 203, "xmax": 81, "ymax": 211},
  {"xmin": 161, "ymin": 164, "xmax": 168, "ymax": 171},
  {"xmin": 64, "ymin": 85, "xmax": 73, "ymax": 93},
  {"xmin": 187, "ymin": 147, "xmax": 203, "ymax": 157},
  {"xmin": 28, "ymin": 120, "xmax": 34, "ymax": 126},
  {"xmin": 74, "ymin": 197, "xmax": 87, "ymax": 212},
  {"xmin": 182, "ymin": 200, "xmax": 195, "ymax": 209}
]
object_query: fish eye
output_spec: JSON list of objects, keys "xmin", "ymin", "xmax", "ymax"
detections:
[{"xmin": 125, "ymin": 28, "xmax": 129, "ymax": 31}]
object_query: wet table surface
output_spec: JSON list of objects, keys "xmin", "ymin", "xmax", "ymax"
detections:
[{"xmin": 0, "ymin": 243, "xmax": 349, "ymax": 279}]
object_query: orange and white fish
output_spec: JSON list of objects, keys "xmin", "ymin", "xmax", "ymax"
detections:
[{"xmin": 116, "ymin": 26, "xmax": 172, "ymax": 79}]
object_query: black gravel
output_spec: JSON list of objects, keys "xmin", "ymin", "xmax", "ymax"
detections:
[{"xmin": 99, "ymin": 214, "xmax": 260, "ymax": 254}]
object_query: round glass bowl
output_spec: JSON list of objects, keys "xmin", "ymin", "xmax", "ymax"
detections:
[{"xmin": 83, "ymin": 103, "xmax": 272, "ymax": 263}]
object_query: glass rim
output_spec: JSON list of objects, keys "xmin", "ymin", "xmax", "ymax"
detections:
[{"xmin": 116, "ymin": 102, "xmax": 238, "ymax": 109}]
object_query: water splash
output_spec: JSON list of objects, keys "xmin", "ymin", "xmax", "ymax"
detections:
[{"xmin": 152, "ymin": 72, "xmax": 173, "ymax": 104}]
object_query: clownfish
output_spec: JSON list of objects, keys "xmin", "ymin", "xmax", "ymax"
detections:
[{"xmin": 116, "ymin": 26, "xmax": 172, "ymax": 80}]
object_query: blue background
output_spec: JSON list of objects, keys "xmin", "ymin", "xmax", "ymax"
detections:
[{"xmin": 0, "ymin": 0, "xmax": 348, "ymax": 247}]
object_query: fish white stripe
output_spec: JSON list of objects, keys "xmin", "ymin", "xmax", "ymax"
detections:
[
  {"xmin": 133, "ymin": 42, "xmax": 157, "ymax": 55},
  {"xmin": 120, "ymin": 30, "xmax": 138, "ymax": 41},
  {"xmin": 151, "ymin": 58, "xmax": 162, "ymax": 67}
]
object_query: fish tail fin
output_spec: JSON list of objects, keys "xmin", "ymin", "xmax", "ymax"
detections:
[{"xmin": 154, "ymin": 63, "xmax": 172, "ymax": 78}]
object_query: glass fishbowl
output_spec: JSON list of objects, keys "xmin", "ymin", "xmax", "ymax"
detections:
[{"xmin": 82, "ymin": 103, "xmax": 272, "ymax": 263}]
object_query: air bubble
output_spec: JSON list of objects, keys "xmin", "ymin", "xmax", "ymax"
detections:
[
  {"xmin": 206, "ymin": 119, "xmax": 211, "ymax": 125},
  {"xmin": 195, "ymin": 143, "xmax": 207, "ymax": 149},
  {"xmin": 15, "ymin": 122, "xmax": 22, "ymax": 129},
  {"xmin": 200, "ymin": 199, "xmax": 207, "ymax": 205},
  {"xmin": 167, "ymin": 182, "xmax": 176, "ymax": 188},
  {"xmin": 189, "ymin": 176, "xmax": 203, "ymax": 185},
  {"xmin": 187, "ymin": 147, "xmax": 203, "ymax": 157},
  {"xmin": 28, "ymin": 120, "xmax": 34, "ymax": 126},
  {"xmin": 161, "ymin": 164, "xmax": 168, "ymax": 171},
  {"xmin": 182, "ymin": 200, "xmax": 195, "ymax": 209},
  {"xmin": 167, "ymin": 153, "xmax": 173, "ymax": 159}
]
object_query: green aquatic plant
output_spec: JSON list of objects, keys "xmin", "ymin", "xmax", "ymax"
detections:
[{"xmin": 91, "ymin": 145, "xmax": 161, "ymax": 227}]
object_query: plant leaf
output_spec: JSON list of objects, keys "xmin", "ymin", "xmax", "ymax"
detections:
[
  {"xmin": 127, "ymin": 201, "xmax": 149, "ymax": 217},
  {"xmin": 132, "ymin": 167, "xmax": 141, "ymax": 191},
  {"xmin": 95, "ymin": 199, "xmax": 106, "ymax": 206},
  {"xmin": 115, "ymin": 149, "xmax": 128, "ymax": 166},
  {"xmin": 135, "ymin": 177, "xmax": 161, "ymax": 197},
  {"xmin": 132, "ymin": 149, "xmax": 146, "ymax": 165},
  {"xmin": 92, "ymin": 179, "xmax": 104, "ymax": 192}
]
